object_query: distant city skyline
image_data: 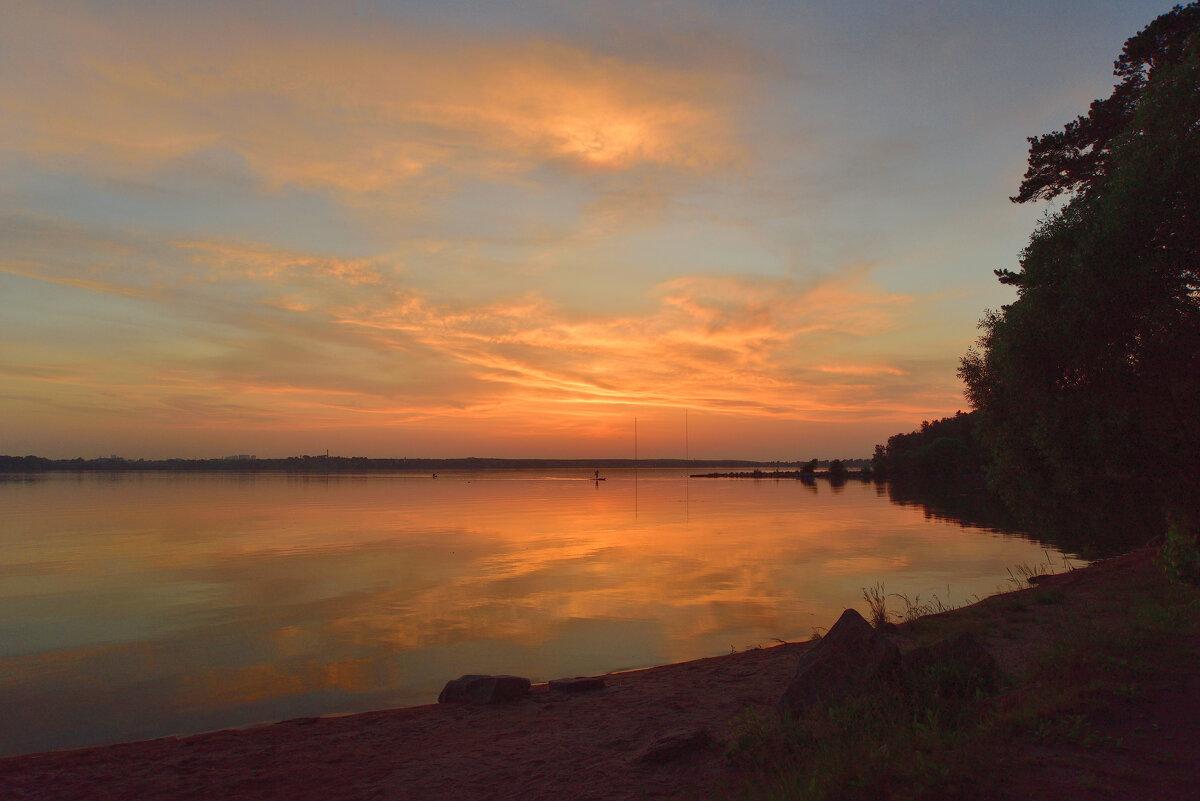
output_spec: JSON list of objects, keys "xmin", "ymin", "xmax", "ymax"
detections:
[{"xmin": 0, "ymin": 1, "xmax": 1175, "ymax": 460}]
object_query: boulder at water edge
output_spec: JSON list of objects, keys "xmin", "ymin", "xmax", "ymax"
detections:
[
  {"xmin": 778, "ymin": 608, "xmax": 900, "ymax": 717},
  {"xmin": 438, "ymin": 674, "xmax": 531, "ymax": 705}
]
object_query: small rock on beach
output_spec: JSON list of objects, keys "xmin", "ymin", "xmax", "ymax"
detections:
[{"xmin": 438, "ymin": 675, "xmax": 531, "ymax": 705}]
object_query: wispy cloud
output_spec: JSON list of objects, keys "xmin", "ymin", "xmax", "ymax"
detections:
[
  {"xmin": 3, "ymin": 211, "xmax": 946, "ymax": 444},
  {"xmin": 1, "ymin": 5, "xmax": 742, "ymax": 199},
  {"xmin": 340, "ymin": 267, "xmax": 920, "ymax": 417}
]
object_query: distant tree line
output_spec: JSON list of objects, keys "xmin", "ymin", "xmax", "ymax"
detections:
[
  {"xmin": 0, "ymin": 455, "xmax": 863, "ymax": 473},
  {"xmin": 693, "ymin": 458, "xmax": 860, "ymax": 482}
]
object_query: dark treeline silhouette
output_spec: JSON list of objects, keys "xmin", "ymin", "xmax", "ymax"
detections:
[
  {"xmin": 865, "ymin": 414, "xmax": 1039, "ymax": 548},
  {"xmin": 867, "ymin": 411, "xmax": 982, "ymax": 483},
  {"xmin": 869, "ymin": 409, "xmax": 1169, "ymax": 558},
  {"xmin": 958, "ymin": 3, "xmax": 1200, "ymax": 554},
  {"xmin": 0, "ymin": 455, "xmax": 835, "ymax": 473},
  {"xmin": 691, "ymin": 458, "xmax": 862, "ymax": 483},
  {"xmin": 866, "ymin": 418, "xmax": 1112, "ymax": 557},
  {"xmin": 875, "ymin": 4, "xmax": 1200, "ymax": 558},
  {"xmin": 881, "ymin": 478, "xmax": 1021, "ymax": 535}
]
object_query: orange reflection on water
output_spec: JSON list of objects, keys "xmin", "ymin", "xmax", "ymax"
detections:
[{"xmin": 0, "ymin": 470, "xmax": 1064, "ymax": 755}]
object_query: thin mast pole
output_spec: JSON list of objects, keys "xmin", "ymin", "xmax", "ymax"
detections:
[{"xmin": 634, "ymin": 416, "xmax": 639, "ymax": 519}]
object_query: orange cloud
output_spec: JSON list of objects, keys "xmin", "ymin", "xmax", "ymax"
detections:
[
  {"xmin": 1, "ymin": 212, "xmax": 960, "ymax": 452},
  {"xmin": 340, "ymin": 269, "xmax": 920, "ymax": 420},
  {"xmin": 177, "ymin": 240, "xmax": 386, "ymax": 287},
  {"xmin": 811, "ymin": 364, "xmax": 908, "ymax": 376},
  {"xmin": 0, "ymin": 7, "xmax": 741, "ymax": 198}
]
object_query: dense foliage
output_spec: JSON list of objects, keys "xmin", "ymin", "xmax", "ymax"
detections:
[
  {"xmin": 870, "ymin": 411, "xmax": 983, "ymax": 482},
  {"xmin": 960, "ymin": 3, "xmax": 1200, "ymax": 550},
  {"xmin": 1011, "ymin": 3, "xmax": 1200, "ymax": 204}
]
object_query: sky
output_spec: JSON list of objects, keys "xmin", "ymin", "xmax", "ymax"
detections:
[{"xmin": 0, "ymin": 0, "xmax": 1177, "ymax": 460}]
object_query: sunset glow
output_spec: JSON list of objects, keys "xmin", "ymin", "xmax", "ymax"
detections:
[
  {"xmin": 1, "ymin": 471, "xmax": 1067, "ymax": 754},
  {"xmin": 0, "ymin": 1, "xmax": 1174, "ymax": 459}
]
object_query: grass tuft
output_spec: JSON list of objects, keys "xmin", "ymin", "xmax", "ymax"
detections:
[
  {"xmin": 891, "ymin": 592, "xmax": 957, "ymax": 623},
  {"xmin": 862, "ymin": 582, "xmax": 889, "ymax": 628},
  {"xmin": 1157, "ymin": 523, "xmax": 1200, "ymax": 585}
]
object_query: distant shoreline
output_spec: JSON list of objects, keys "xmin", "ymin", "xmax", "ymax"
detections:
[
  {"xmin": 0, "ymin": 455, "xmax": 869, "ymax": 473},
  {"xmin": 690, "ymin": 469, "xmax": 860, "ymax": 480}
]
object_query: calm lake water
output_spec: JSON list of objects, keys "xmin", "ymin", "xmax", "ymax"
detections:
[{"xmin": 0, "ymin": 469, "xmax": 1070, "ymax": 756}]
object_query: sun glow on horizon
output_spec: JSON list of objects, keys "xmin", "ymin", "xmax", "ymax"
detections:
[{"xmin": 1, "ymin": 1, "xmax": 1160, "ymax": 459}]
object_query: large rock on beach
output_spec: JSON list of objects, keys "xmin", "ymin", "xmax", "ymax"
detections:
[
  {"xmin": 901, "ymin": 632, "xmax": 998, "ymax": 696},
  {"xmin": 438, "ymin": 674, "xmax": 531, "ymax": 705},
  {"xmin": 778, "ymin": 608, "xmax": 899, "ymax": 717}
]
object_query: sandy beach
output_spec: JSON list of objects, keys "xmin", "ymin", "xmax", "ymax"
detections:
[{"xmin": 0, "ymin": 639, "xmax": 810, "ymax": 801}]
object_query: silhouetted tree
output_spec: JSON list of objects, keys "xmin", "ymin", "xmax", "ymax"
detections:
[
  {"xmin": 828, "ymin": 459, "xmax": 847, "ymax": 482},
  {"xmin": 872, "ymin": 412, "xmax": 983, "ymax": 482},
  {"xmin": 960, "ymin": 3, "xmax": 1200, "ymax": 549},
  {"xmin": 1011, "ymin": 3, "xmax": 1200, "ymax": 204}
]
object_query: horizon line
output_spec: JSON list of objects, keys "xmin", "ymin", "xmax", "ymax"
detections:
[{"xmin": 1, "ymin": 454, "xmax": 872, "ymax": 466}]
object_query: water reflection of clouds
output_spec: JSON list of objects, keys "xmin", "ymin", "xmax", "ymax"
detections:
[
  {"xmin": 0, "ymin": 472, "xmax": 1063, "ymax": 755},
  {"xmin": 821, "ymin": 555, "xmax": 912, "ymax": 575},
  {"xmin": 180, "ymin": 657, "xmax": 386, "ymax": 713}
]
